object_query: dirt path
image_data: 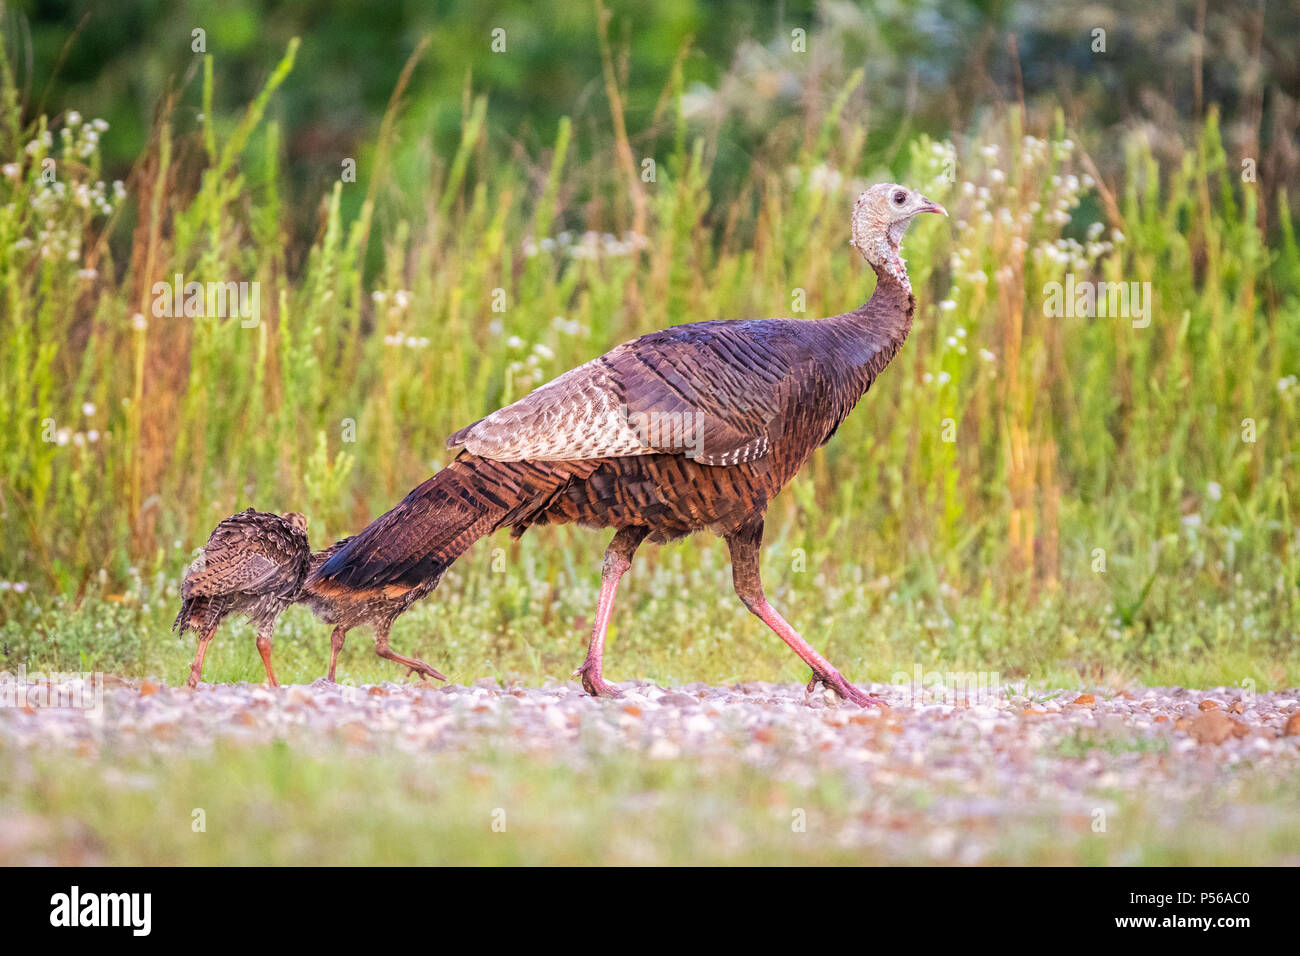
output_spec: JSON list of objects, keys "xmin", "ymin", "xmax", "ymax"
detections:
[{"xmin": 4, "ymin": 677, "xmax": 1299, "ymax": 863}]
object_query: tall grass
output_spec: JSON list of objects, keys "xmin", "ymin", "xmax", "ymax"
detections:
[{"xmin": 1, "ymin": 31, "xmax": 1296, "ymax": 685}]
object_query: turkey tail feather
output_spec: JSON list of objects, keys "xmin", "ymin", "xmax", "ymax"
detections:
[
  {"xmin": 172, "ymin": 599, "xmax": 194, "ymax": 633},
  {"xmin": 311, "ymin": 455, "xmax": 547, "ymax": 592}
]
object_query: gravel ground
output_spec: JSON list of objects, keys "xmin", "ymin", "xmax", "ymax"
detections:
[{"xmin": 4, "ymin": 677, "xmax": 1300, "ymax": 863}]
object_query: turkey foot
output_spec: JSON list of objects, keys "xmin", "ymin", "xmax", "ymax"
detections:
[
  {"xmin": 403, "ymin": 658, "xmax": 448, "ymax": 682},
  {"xmin": 806, "ymin": 671, "xmax": 886, "ymax": 708},
  {"xmin": 574, "ymin": 660, "xmax": 624, "ymax": 699},
  {"xmin": 373, "ymin": 628, "xmax": 447, "ymax": 681}
]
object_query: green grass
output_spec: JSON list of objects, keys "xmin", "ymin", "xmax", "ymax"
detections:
[{"xmin": 4, "ymin": 549, "xmax": 1295, "ymax": 691}]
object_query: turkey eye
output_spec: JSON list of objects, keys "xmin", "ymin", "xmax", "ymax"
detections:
[{"xmin": 892, "ymin": 190, "xmax": 907, "ymax": 205}]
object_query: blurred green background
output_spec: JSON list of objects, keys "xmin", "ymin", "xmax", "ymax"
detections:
[{"xmin": 12, "ymin": 0, "xmax": 1299, "ymax": 250}]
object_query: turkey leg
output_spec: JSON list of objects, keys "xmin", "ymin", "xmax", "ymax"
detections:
[
  {"xmin": 575, "ymin": 526, "xmax": 648, "ymax": 698},
  {"xmin": 187, "ymin": 621, "xmax": 219, "ymax": 688},
  {"xmin": 255, "ymin": 626, "xmax": 280, "ymax": 687},
  {"xmin": 726, "ymin": 520, "xmax": 885, "ymax": 708},
  {"xmin": 372, "ymin": 621, "xmax": 447, "ymax": 681},
  {"xmin": 325, "ymin": 625, "xmax": 348, "ymax": 682}
]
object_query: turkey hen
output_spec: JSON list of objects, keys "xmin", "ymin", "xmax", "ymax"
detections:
[
  {"xmin": 175, "ymin": 508, "xmax": 310, "ymax": 687},
  {"xmin": 312, "ymin": 184, "xmax": 945, "ymax": 705}
]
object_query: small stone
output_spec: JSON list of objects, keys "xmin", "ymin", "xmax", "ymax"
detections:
[
  {"xmin": 1188, "ymin": 710, "xmax": 1233, "ymax": 745},
  {"xmin": 1282, "ymin": 713, "xmax": 1300, "ymax": 737},
  {"xmin": 1073, "ymin": 694, "xmax": 1095, "ymax": 706},
  {"xmin": 286, "ymin": 688, "xmax": 314, "ymax": 708},
  {"xmin": 1198, "ymin": 699, "xmax": 1220, "ymax": 711},
  {"xmin": 658, "ymin": 692, "xmax": 698, "ymax": 708}
]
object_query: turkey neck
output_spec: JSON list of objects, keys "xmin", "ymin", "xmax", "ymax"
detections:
[{"xmin": 820, "ymin": 249, "xmax": 917, "ymax": 391}]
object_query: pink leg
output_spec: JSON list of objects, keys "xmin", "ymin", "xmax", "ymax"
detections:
[
  {"xmin": 373, "ymin": 621, "xmax": 447, "ymax": 681},
  {"xmin": 575, "ymin": 527, "xmax": 647, "ymax": 698},
  {"xmin": 727, "ymin": 522, "xmax": 884, "ymax": 708},
  {"xmin": 750, "ymin": 598, "xmax": 883, "ymax": 707},
  {"xmin": 255, "ymin": 627, "xmax": 280, "ymax": 688},
  {"xmin": 326, "ymin": 626, "xmax": 347, "ymax": 682},
  {"xmin": 187, "ymin": 621, "xmax": 218, "ymax": 688}
]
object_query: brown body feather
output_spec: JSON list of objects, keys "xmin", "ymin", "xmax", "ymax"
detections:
[
  {"xmin": 174, "ymin": 508, "xmax": 310, "ymax": 635},
  {"xmin": 175, "ymin": 508, "xmax": 310, "ymax": 687},
  {"xmin": 314, "ymin": 283, "xmax": 913, "ymax": 594}
]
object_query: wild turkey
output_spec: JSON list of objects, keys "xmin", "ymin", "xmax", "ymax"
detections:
[
  {"xmin": 295, "ymin": 538, "xmax": 448, "ymax": 683},
  {"xmin": 312, "ymin": 184, "xmax": 945, "ymax": 705},
  {"xmin": 174, "ymin": 508, "xmax": 310, "ymax": 687}
]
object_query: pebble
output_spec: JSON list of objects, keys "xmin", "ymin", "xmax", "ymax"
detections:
[{"xmin": 2, "ymin": 679, "xmax": 1297, "ymax": 863}]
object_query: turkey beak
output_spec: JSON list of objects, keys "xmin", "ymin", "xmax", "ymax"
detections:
[{"xmin": 917, "ymin": 196, "xmax": 947, "ymax": 217}]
